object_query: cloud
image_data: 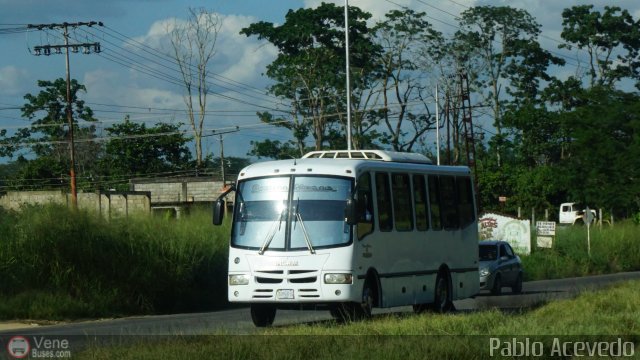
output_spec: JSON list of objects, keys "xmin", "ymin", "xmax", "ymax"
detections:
[
  {"xmin": 0, "ymin": 66, "xmax": 30, "ymax": 96},
  {"xmin": 82, "ymin": 68, "xmax": 184, "ymax": 116},
  {"xmin": 215, "ymin": 14, "xmax": 278, "ymax": 84},
  {"xmin": 125, "ymin": 12, "xmax": 278, "ymax": 102}
]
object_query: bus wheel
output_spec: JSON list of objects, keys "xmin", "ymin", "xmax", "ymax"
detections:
[
  {"xmin": 361, "ymin": 281, "xmax": 374, "ymax": 318},
  {"xmin": 331, "ymin": 280, "xmax": 375, "ymax": 322},
  {"xmin": 250, "ymin": 304, "xmax": 276, "ymax": 327},
  {"xmin": 330, "ymin": 303, "xmax": 361, "ymax": 322},
  {"xmin": 432, "ymin": 272, "xmax": 452, "ymax": 313}
]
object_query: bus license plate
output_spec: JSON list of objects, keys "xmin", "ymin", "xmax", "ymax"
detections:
[{"xmin": 276, "ymin": 289, "xmax": 294, "ymax": 300}]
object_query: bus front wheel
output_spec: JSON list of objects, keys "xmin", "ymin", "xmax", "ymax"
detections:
[
  {"xmin": 331, "ymin": 280, "xmax": 374, "ymax": 322},
  {"xmin": 250, "ymin": 304, "xmax": 276, "ymax": 327}
]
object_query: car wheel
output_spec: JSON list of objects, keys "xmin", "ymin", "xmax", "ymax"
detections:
[
  {"xmin": 491, "ymin": 274, "xmax": 502, "ymax": 295},
  {"xmin": 250, "ymin": 304, "xmax": 276, "ymax": 327},
  {"xmin": 512, "ymin": 273, "xmax": 523, "ymax": 294}
]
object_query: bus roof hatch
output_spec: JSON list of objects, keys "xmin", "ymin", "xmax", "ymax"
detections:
[{"xmin": 302, "ymin": 150, "xmax": 432, "ymax": 164}]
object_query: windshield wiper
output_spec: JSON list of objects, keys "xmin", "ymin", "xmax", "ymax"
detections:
[
  {"xmin": 258, "ymin": 202, "xmax": 285, "ymax": 255},
  {"xmin": 294, "ymin": 198, "xmax": 315, "ymax": 255}
]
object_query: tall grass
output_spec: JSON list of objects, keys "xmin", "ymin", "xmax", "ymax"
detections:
[
  {"xmin": 0, "ymin": 205, "xmax": 230, "ymax": 320},
  {"xmin": 523, "ymin": 223, "xmax": 640, "ymax": 281},
  {"xmin": 1, "ymin": 204, "xmax": 638, "ymax": 321}
]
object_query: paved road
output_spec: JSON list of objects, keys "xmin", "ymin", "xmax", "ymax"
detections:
[{"xmin": 1, "ymin": 271, "xmax": 638, "ymax": 337}]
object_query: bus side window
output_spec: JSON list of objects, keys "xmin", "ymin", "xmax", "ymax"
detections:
[
  {"xmin": 413, "ymin": 174, "xmax": 428, "ymax": 231},
  {"xmin": 440, "ymin": 176, "xmax": 459, "ymax": 230},
  {"xmin": 356, "ymin": 173, "xmax": 374, "ymax": 240},
  {"xmin": 428, "ymin": 175, "xmax": 442, "ymax": 230},
  {"xmin": 457, "ymin": 176, "xmax": 475, "ymax": 228},
  {"xmin": 375, "ymin": 172, "xmax": 393, "ymax": 232},
  {"xmin": 392, "ymin": 173, "xmax": 413, "ymax": 231}
]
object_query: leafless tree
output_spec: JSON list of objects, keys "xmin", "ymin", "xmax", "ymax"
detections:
[{"xmin": 167, "ymin": 7, "xmax": 221, "ymax": 167}]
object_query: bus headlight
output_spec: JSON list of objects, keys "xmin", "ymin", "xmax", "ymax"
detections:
[
  {"xmin": 229, "ymin": 274, "xmax": 250, "ymax": 285},
  {"xmin": 324, "ymin": 273, "xmax": 353, "ymax": 284}
]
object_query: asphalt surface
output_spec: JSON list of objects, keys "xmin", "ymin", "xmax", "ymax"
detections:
[{"xmin": 1, "ymin": 271, "xmax": 639, "ymax": 337}]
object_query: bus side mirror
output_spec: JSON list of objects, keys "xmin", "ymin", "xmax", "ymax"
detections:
[
  {"xmin": 344, "ymin": 199, "xmax": 356, "ymax": 225},
  {"xmin": 213, "ymin": 199, "xmax": 225, "ymax": 225}
]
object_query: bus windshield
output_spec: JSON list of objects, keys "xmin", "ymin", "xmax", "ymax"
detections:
[{"xmin": 231, "ymin": 176, "xmax": 353, "ymax": 251}]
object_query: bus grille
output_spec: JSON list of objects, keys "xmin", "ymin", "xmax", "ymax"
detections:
[{"xmin": 251, "ymin": 269, "xmax": 319, "ymax": 299}]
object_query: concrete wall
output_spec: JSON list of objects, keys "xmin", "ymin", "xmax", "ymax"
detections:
[
  {"xmin": 0, "ymin": 190, "xmax": 150, "ymax": 218},
  {"xmin": 130, "ymin": 178, "xmax": 231, "ymax": 205}
]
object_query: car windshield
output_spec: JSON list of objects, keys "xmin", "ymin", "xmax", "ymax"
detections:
[
  {"xmin": 231, "ymin": 175, "xmax": 352, "ymax": 251},
  {"xmin": 479, "ymin": 244, "xmax": 498, "ymax": 261}
]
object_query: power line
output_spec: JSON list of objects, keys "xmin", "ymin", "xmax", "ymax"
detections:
[
  {"xmin": 40, "ymin": 26, "xmax": 292, "ymax": 115},
  {"xmin": 101, "ymin": 24, "xmax": 276, "ymax": 99},
  {"xmin": 77, "ymin": 25, "xmax": 290, "ymax": 109}
]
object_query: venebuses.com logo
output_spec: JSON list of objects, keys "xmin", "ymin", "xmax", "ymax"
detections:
[
  {"xmin": 5, "ymin": 335, "xmax": 72, "ymax": 359},
  {"xmin": 6, "ymin": 336, "xmax": 30, "ymax": 359}
]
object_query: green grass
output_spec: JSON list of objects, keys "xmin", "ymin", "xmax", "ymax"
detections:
[
  {"xmin": 1, "ymin": 205, "xmax": 639, "ymax": 322},
  {"xmin": 522, "ymin": 223, "xmax": 640, "ymax": 281},
  {"xmin": 0, "ymin": 204, "xmax": 230, "ymax": 320},
  {"xmin": 77, "ymin": 280, "xmax": 640, "ymax": 359}
]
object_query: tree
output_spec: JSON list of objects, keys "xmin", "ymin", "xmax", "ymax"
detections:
[
  {"xmin": 99, "ymin": 117, "xmax": 192, "ymax": 190},
  {"xmin": 247, "ymin": 138, "xmax": 298, "ymax": 160},
  {"xmin": 241, "ymin": 3, "xmax": 379, "ymax": 156},
  {"xmin": 0, "ymin": 79, "xmax": 100, "ymax": 190},
  {"xmin": 20, "ymin": 79, "xmax": 98, "ymax": 160},
  {"xmin": 168, "ymin": 7, "xmax": 221, "ymax": 167},
  {"xmin": 560, "ymin": 5, "xmax": 640, "ymax": 88},
  {"xmin": 561, "ymin": 87, "xmax": 640, "ymax": 217},
  {"xmin": 452, "ymin": 6, "xmax": 565, "ymax": 212},
  {"xmin": 454, "ymin": 6, "xmax": 551, "ymax": 166},
  {"xmin": 372, "ymin": 8, "xmax": 442, "ymax": 152}
]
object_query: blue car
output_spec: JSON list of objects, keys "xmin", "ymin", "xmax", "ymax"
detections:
[{"xmin": 479, "ymin": 240, "xmax": 523, "ymax": 295}]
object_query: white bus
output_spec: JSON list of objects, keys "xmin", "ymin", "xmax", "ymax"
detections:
[{"xmin": 213, "ymin": 150, "xmax": 479, "ymax": 327}]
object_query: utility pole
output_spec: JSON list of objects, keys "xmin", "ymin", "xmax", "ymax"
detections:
[
  {"xmin": 205, "ymin": 128, "xmax": 239, "ymax": 185},
  {"xmin": 344, "ymin": 0, "xmax": 352, "ymax": 150},
  {"xmin": 435, "ymin": 83, "xmax": 440, "ymax": 165},
  {"xmin": 28, "ymin": 21, "xmax": 103, "ymax": 208}
]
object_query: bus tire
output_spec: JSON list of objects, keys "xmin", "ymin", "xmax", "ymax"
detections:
[
  {"xmin": 361, "ymin": 279, "xmax": 374, "ymax": 318},
  {"xmin": 330, "ymin": 302, "xmax": 362, "ymax": 322},
  {"xmin": 432, "ymin": 271, "xmax": 453, "ymax": 313},
  {"xmin": 250, "ymin": 304, "xmax": 276, "ymax": 327},
  {"xmin": 331, "ymin": 279, "xmax": 375, "ymax": 322}
]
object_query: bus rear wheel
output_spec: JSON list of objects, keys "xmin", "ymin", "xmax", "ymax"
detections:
[
  {"xmin": 250, "ymin": 304, "xmax": 276, "ymax": 327},
  {"xmin": 432, "ymin": 272, "xmax": 453, "ymax": 313}
]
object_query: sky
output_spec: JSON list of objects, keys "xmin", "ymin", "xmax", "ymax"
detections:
[{"xmin": 1, "ymin": 0, "xmax": 639, "ymax": 162}]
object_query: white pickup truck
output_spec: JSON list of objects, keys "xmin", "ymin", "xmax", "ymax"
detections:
[{"xmin": 559, "ymin": 202, "xmax": 596, "ymax": 225}]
